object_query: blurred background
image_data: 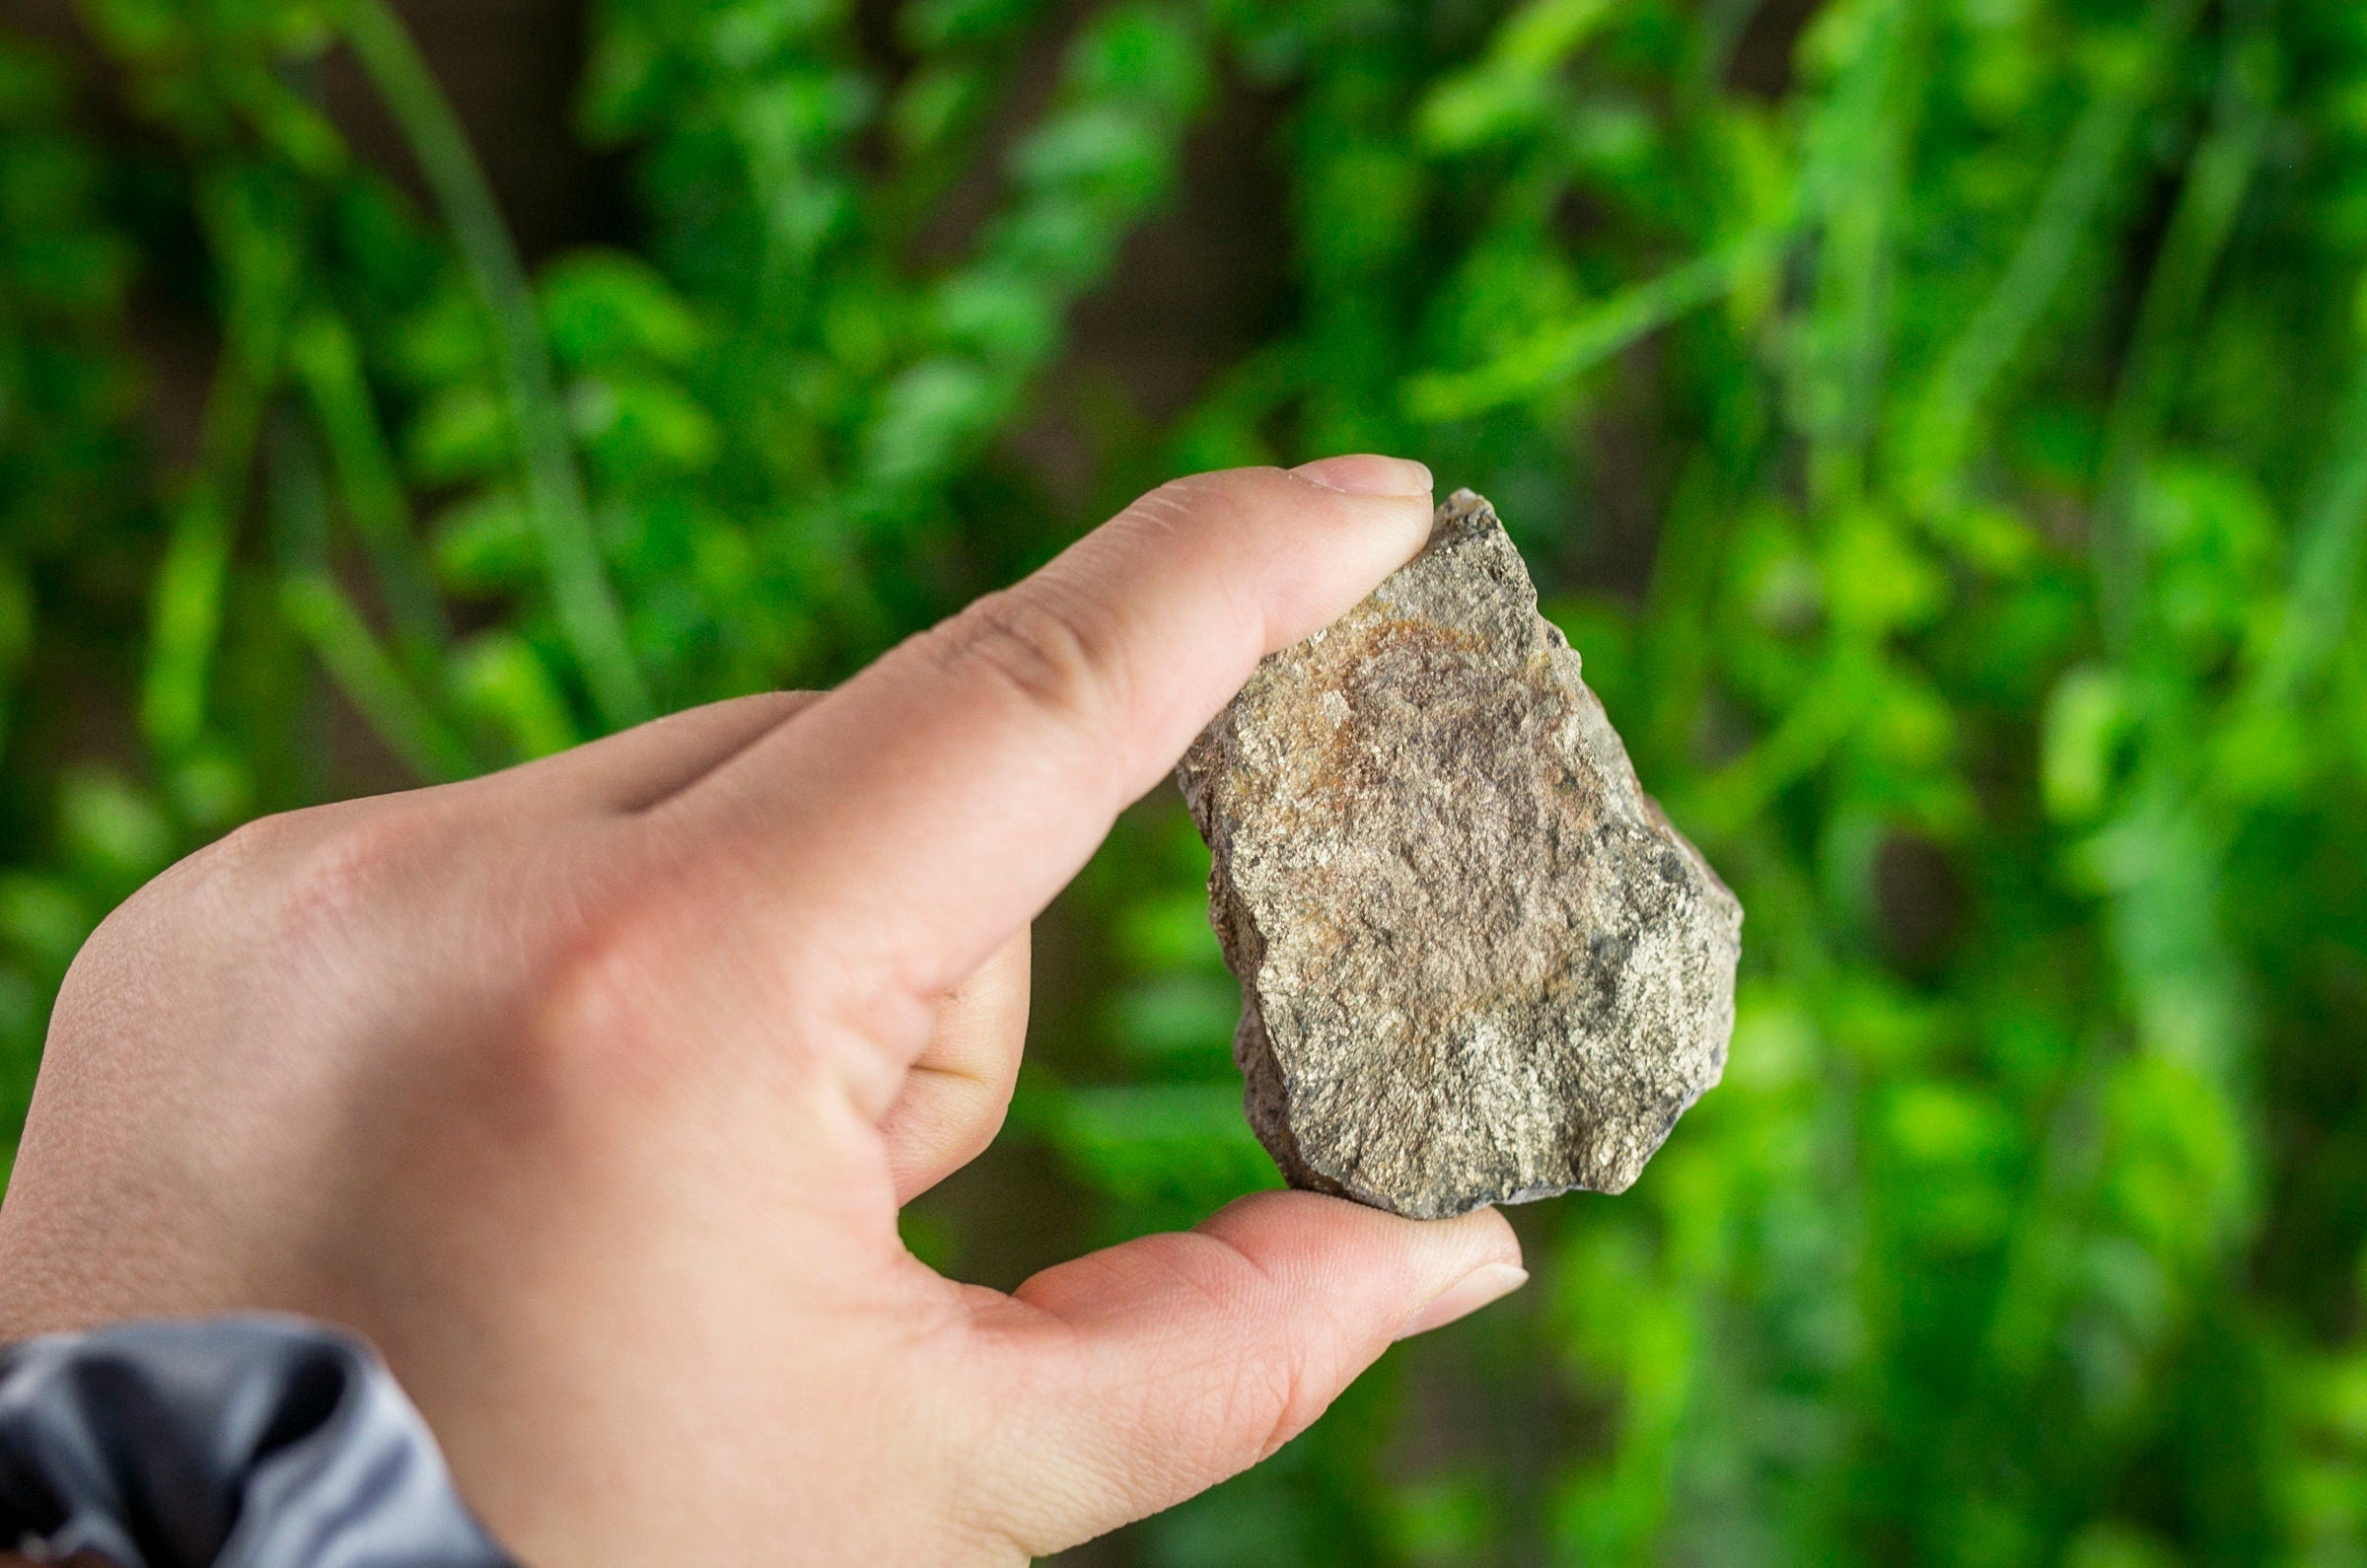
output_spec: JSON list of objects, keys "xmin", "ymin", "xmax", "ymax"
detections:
[{"xmin": 0, "ymin": 0, "xmax": 2364, "ymax": 1561}]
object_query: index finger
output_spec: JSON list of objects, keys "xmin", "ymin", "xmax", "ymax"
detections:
[{"xmin": 657, "ymin": 458, "xmax": 1433, "ymax": 1056}]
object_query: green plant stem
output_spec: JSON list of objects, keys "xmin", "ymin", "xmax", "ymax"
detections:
[
  {"xmin": 289, "ymin": 309, "xmax": 450, "ymax": 670},
  {"xmin": 343, "ymin": 0, "xmax": 651, "ymax": 729},
  {"xmin": 1903, "ymin": 0, "xmax": 2205, "ymax": 516},
  {"xmin": 143, "ymin": 169, "xmax": 307, "ymax": 759},
  {"xmin": 279, "ymin": 573, "xmax": 477, "ymax": 781},
  {"xmin": 267, "ymin": 416, "xmax": 474, "ymax": 782},
  {"xmin": 2267, "ymin": 358, "xmax": 2367, "ymax": 695},
  {"xmin": 1797, "ymin": 0, "xmax": 1924, "ymax": 512},
  {"xmin": 1401, "ymin": 226, "xmax": 1785, "ymax": 422},
  {"xmin": 143, "ymin": 334, "xmax": 271, "ymax": 756},
  {"xmin": 1634, "ymin": 455, "xmax": 1732, "ymax": 776},
  {"xmin": 1677, "ymin": 655, "xmax": 1870, "ymax": 834},
  {"xmin": 2090, "ymin": 3, "xmax": 2274, "ymax": 650}
]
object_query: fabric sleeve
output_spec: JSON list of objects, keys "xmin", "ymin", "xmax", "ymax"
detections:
[{"xmin": 0, "ymin": 1316, "xmax": 516, "ymax": 1568}]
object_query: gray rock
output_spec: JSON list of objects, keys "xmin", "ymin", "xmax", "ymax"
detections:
[{"xmin": 1177, "ymin": 490, "xmax": 1743, "ymax": 1220}]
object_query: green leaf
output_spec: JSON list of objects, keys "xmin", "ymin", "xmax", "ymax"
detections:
[
  {"xmin": 540, "ymin": 251, "xmax": 705, "ymax": 370},
  {"xmin": 1405, "ymin": 229, "xmax": 1785, "ymax": 421},
  {"xmin": 2042, "ymin": 666, "xmax": 2129, "ymax": 822},
  {"xmin": 58, "ymin": 766, "xmax": 173, "ymax": 885},
  {"xmin": 449, "ymin": 632, "xmax": 582, "ymax": 761}
]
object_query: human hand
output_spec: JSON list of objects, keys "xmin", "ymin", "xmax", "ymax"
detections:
[{"xmin": 0, "ymin": 459, "xmax": 1526, "ymax": 1564}]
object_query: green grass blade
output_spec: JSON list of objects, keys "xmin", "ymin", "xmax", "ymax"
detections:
[
  {"xmin": 266, "ymin": 418, "xmax": 475, "ymax": 782},
  {"xmin": 278, "ymin": 571, "xmax": 477, "ymax": 782},
  {"xmin": 2089, "ymin": 11, "xmax": 2274, "ymax": 650},
  {"xmin": 1402, "ymin": 227, "xmax": 1785, "ymax": 423},
  {"xmin": 1794, "ymin": 0, "xmax": 1924, "ymax": 511},
  {"xmin": 1900, "ymin": 0, "xmax": 2205, "ymax": 513},
  {"xmin": 142, "ymin": 339, "xmax": 271, "ymax": 756},
  {"xmin": 2270, "ymin": 365, "xmax": 2367, "ymax": 694},
  {"xmin": 344, "ymin": 0, "xmax": 651, "ymax": 729},
  {"xmin": 289, "ymin": 309, "xmax": 451, "ymax": 668}
]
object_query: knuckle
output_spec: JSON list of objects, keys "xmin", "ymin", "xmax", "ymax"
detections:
[
  {"xmin": 1121, "ymin": 466, "xmax": 1306, "ymax": 539},
  {"xmin": 199, "ymin": 812, "xmax": 301, "ymax": 877},
  {"xmin": 1143, "ymin": 1340, "xmax": 1305, "ymax": 1490},
  {"xmin": 1201, "ymin": 1325, "xmax": 1314, "ymax": 1469},
  {"xmin": 962, "ymin": 1090, "xmax": 1012, "ymax": 1161},
  {"xmin": 47, "ymin": 812, "xmax": 305, "ymax": 1038},
  {"xmin": 1144, "ymin": 465, "xmax": 1284, "ymax": 513},
  {"xmin": 509, "ymin": 860, "xmax": 825, "ymax": 1091},
  {"xmin": 1130, "ymin": 1234, "xmax": 1321, "ymax": 1471},
  {"xmin": 1188, "ymin": 1238, "xmax": 1327, "ymax": 1463},
  {"xmin": 941, "ymin": 587, "xmax": 1115, "ymax": 740},
  {"xmin": 45, "ymin": 931, "xmax": 125, "ymax": 1050},
  {"xmin": 914, "ymin": 1077, "xmax": 1010, "ymax": 1177},
  {"xmin": 269, "ymin": 806, "xmax": 434, "ymax": 942},
  {"xmin": 515, "ymin": 900, "xmax": 679, "ymax": 1078},
  {"xmin": 155, "ymin": 812, "xmax": 303, "ymax": 910},
  {"xmin": 43, "ymin": 805, "xmax": 427, "ymax": 1059},
  {"xmin": 1244, "ymin": 1345, "xmax": 1317, "ymax": 1460},
  {"xmin": 1119, "ymin": 468, "xmax": 1268, "ymax": 542}
]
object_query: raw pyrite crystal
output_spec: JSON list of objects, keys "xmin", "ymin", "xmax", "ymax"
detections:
[{"xmin": 1178, "ymin": 489, "xmax": 1743, "ymax": 1220}]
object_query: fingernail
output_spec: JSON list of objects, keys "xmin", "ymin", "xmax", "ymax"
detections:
[
  {"xmin": 1293, "ymin": 455, "xmax": 1434, "ymax": 498},
  {"xmin": 1395, "ymin": 1261, "xmax": 1529, "ymax": 1340}
]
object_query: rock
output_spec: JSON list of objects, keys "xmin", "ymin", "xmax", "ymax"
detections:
[{"xmin": 1177, "ymin": 489, "xmax": 1743, "ymax": 1220}]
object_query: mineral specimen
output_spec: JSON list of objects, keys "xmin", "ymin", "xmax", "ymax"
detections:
[{"xmin": 1177, "ymin": 489, "xmax": 1743, "ymax": 1220}]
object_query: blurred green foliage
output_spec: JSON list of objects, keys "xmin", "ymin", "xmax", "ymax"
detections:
[{"xmin": 3, "ymin": 0, "xmax": 2367, "ymax": 1561}]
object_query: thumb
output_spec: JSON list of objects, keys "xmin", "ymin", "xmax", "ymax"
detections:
[{"xmin": 970, "ymin": 1190, "xmax": 1525, "ymax": 1555}]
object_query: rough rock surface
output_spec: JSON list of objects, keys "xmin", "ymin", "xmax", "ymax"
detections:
[{"xmin": 1178, "ymin": 490, "xmax": 1743, "ymax": 1220}]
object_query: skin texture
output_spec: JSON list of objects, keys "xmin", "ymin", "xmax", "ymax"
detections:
[{"xmin": 0, "ymin": 460, "xmax": 1526, "ymax": 1566}]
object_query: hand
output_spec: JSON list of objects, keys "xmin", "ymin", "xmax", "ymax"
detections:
[{"xmin": 0, "ymin": 459, "xmax": 1526, "ymax": 1564}]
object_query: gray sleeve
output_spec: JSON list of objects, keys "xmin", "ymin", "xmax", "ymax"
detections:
[{"xmin": 0, "ymin": 1317, "xmax": 516, "ymax": 1568}]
